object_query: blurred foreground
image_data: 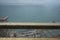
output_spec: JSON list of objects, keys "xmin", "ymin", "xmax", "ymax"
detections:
[{"xmin": 0, "ymin": 29, "xmax": 60, "ymax": 38}]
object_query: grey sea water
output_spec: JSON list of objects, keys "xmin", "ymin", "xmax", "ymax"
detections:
[{"xmin": 0, "ymin": 5, "xmax": 60, "ymax": 22}]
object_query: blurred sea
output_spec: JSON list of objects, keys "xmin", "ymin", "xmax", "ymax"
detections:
[{"xmin": 0, "ymin": 5, "xmax": 60, "ymax": 22}]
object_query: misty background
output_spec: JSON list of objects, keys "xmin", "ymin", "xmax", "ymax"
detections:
[{"xmin": 0, "ymin": 0, "xmax": 60, "ymax": 22}]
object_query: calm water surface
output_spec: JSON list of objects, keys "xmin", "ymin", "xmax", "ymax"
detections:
[{"xmin": 0, "ymin": 5, "xmax": 60, "ymax": 22}]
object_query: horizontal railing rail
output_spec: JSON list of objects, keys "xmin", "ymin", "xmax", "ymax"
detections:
[{"xmin": 0, "ymin": 22, "xmax": 60, "ymax": 29}]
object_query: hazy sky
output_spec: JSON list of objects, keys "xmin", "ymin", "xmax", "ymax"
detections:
[{"xmin": 0, "ymin": 0, "xmax": 60, "ymax": 5}]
